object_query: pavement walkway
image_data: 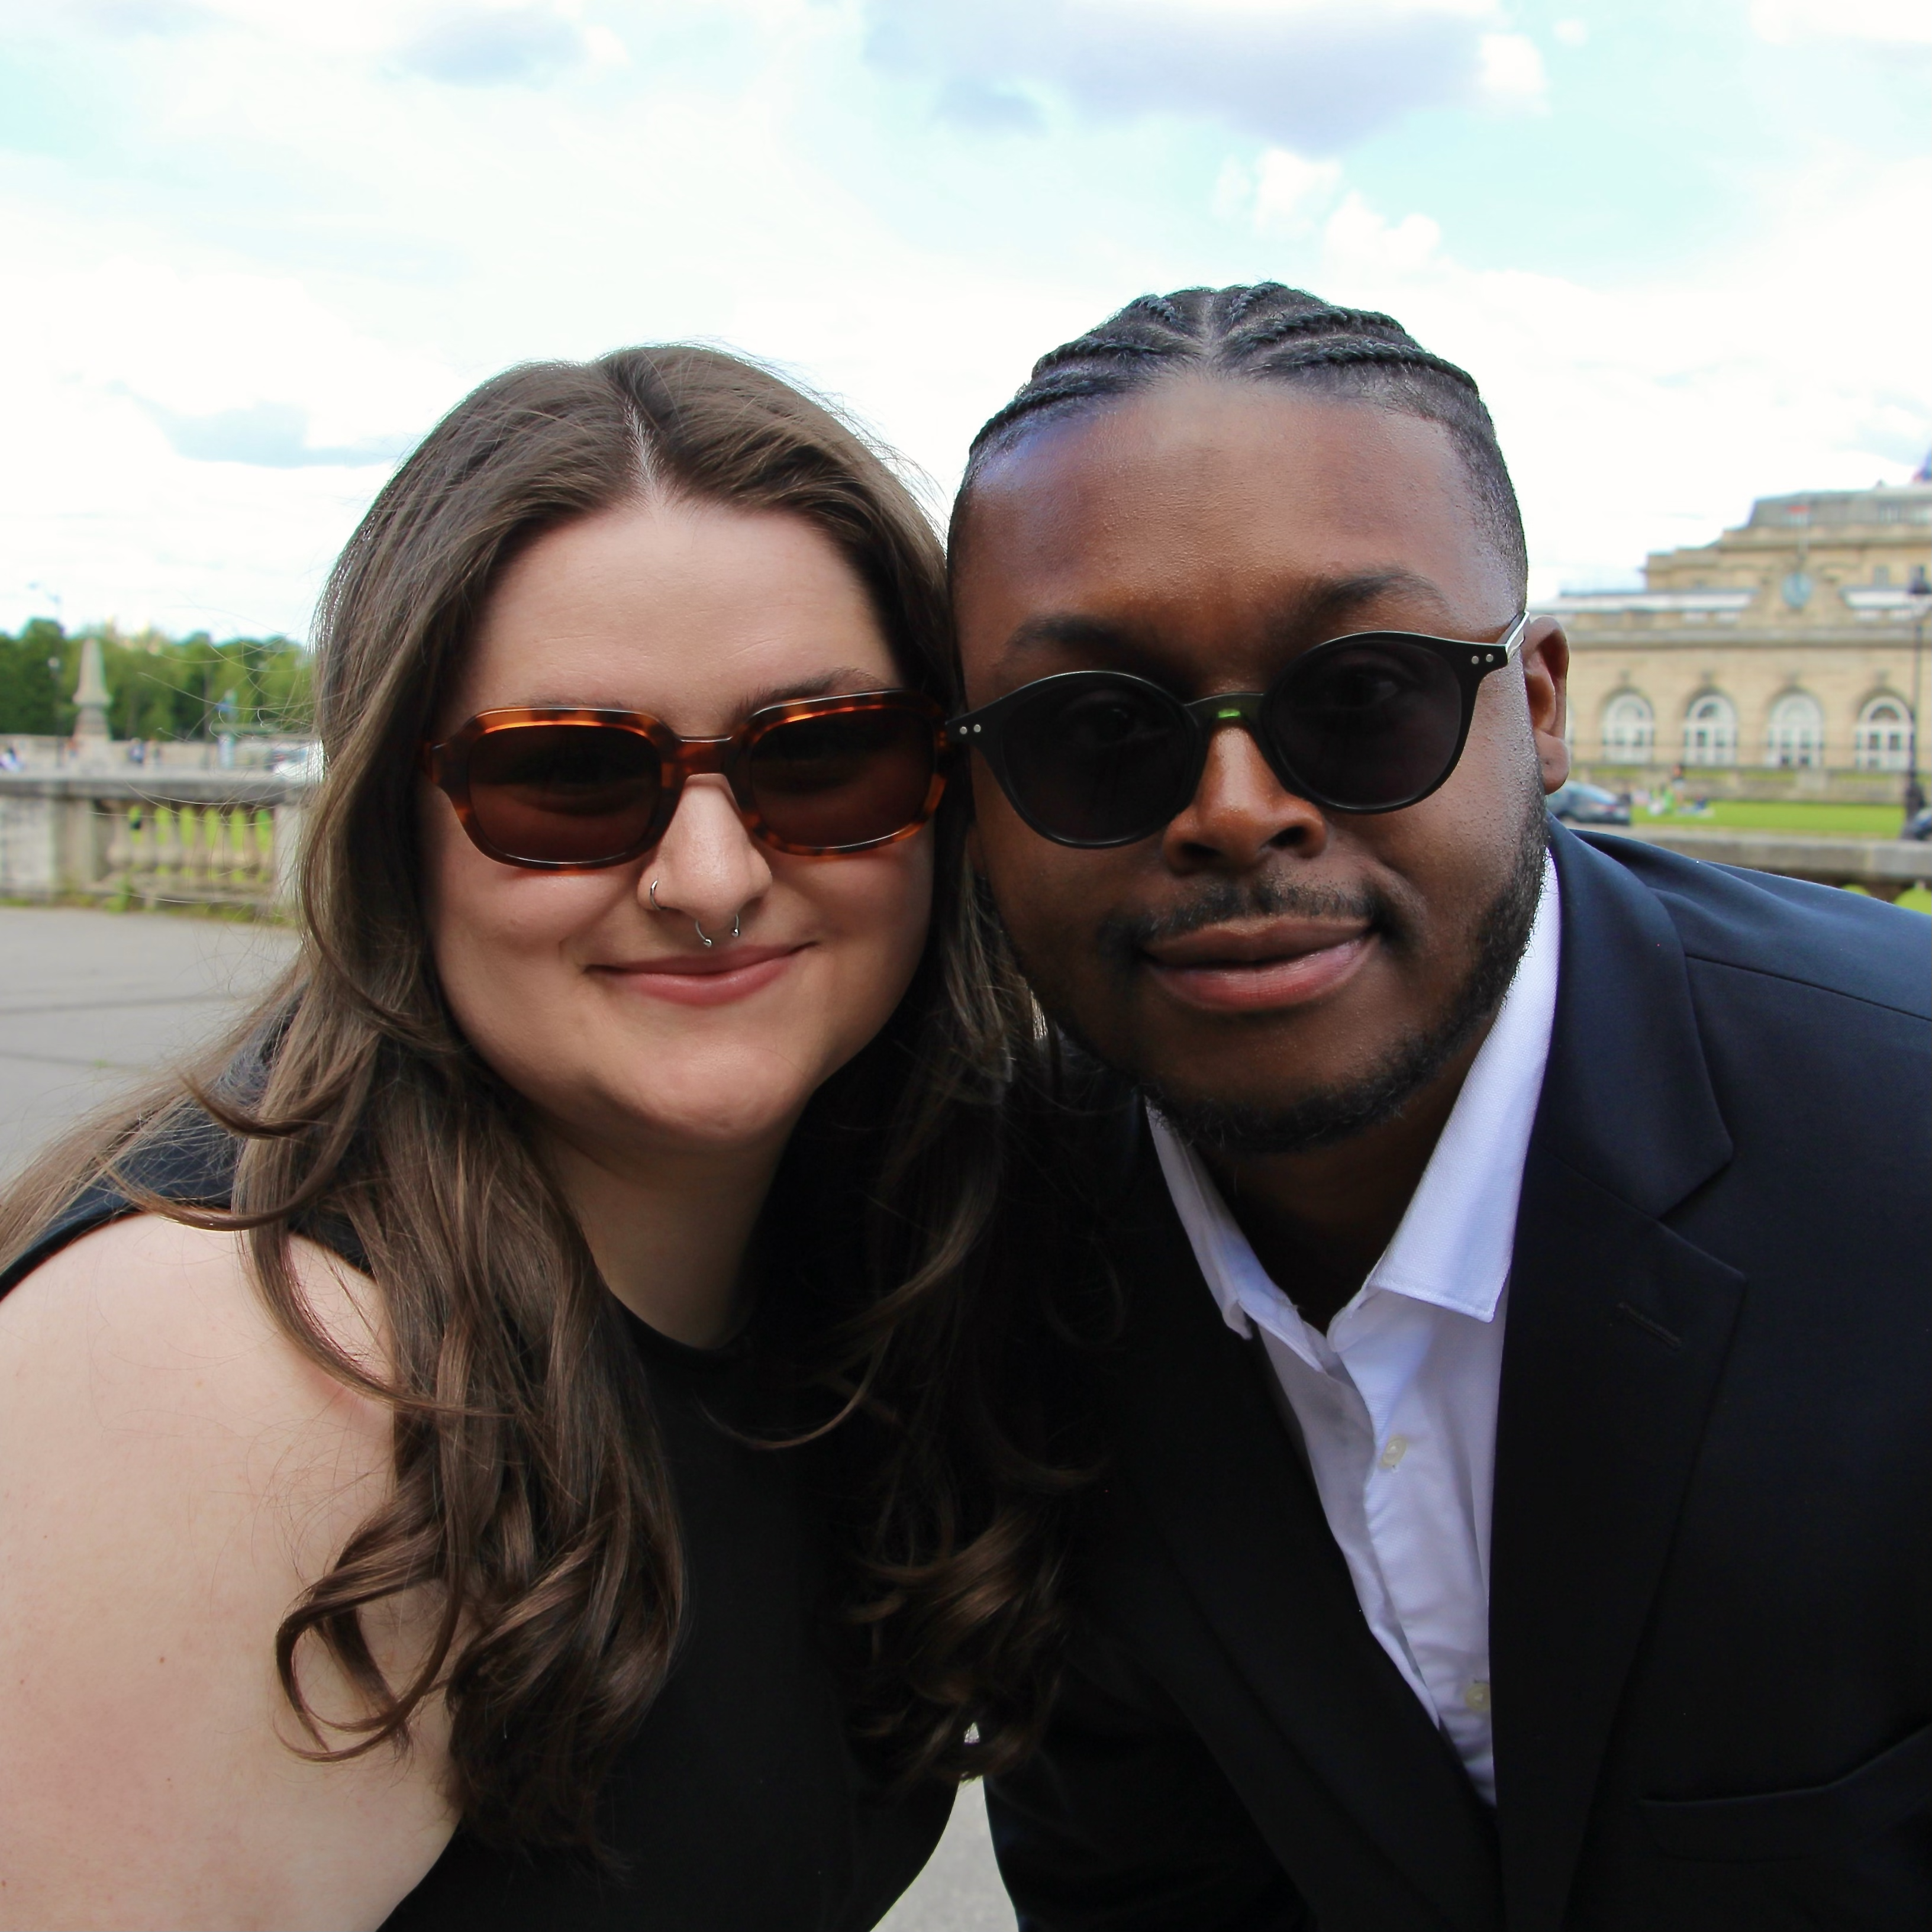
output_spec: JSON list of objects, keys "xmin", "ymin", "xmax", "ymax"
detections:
[
  {"xmin": 0, "ymin": 904, "xmax": 298, "ymax": 1179},
  {"xmin": 0, "ymin": 903, "xmax": 1009, "ymax": 1929}
]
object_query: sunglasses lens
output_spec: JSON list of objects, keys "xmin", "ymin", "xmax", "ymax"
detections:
[
  {"xmin": 995, "ymin": 679, "xmax": 1192, "ymax": 846},
  {"xmin": 747, "ymin": 705, "xmax": 937, "ymax": 850},
  {"xmin": 1265, "ymin": 638, "xmax": 1465, "ymax": 810},
  {"xmin": 465, "ymin": 724, "xmax": 664, "ymax": 865}
]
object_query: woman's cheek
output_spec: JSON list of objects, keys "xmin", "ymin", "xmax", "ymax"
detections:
[
  {"xmin": 423, "ymin": 845, "xmax": 617, "ymax": 1078},
  {"xmin": 841, "ymin": 835, "xmax": 934, "ymax": 1009},
  {"xmin": 783, "ymin": 840, "xmax": 933, "ymax": 1080}
]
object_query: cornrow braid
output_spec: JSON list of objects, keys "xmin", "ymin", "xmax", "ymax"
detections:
[
  {"xmin": 1256, "ymin": 339, "xmax": 1483, "ymax": 388},
  {"xmin": 1227, "ymin": 302, "xmax": 1408, "ymax": 354},
  {"xmin": 1217, "ymin": 282, "xmax": 1273, "ymax": 327},
  {"xmin": 956, "ymin": 282, "xmax": 1525, "ymax": 588}
]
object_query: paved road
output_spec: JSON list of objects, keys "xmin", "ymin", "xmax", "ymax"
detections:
[
  {"xmin": 0, "ymin": 904, "xmax": 1012, "ymax": 1929},
  {"xmin": 0, "ymin": 904, "xmax": 298, "ymax": 1179}
]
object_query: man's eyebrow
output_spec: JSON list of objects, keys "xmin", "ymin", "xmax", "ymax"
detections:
[
  {"xmin": 997, "ymin": 572, "xmax": 1460, "ymax": 664},
  {"xmin": 1283, "ymin": 569, "xmax": 1460, "ymax": 633},
  {"xmin": 1001, "ymin": 613, "xmax": 1151, "ymax": 656}
]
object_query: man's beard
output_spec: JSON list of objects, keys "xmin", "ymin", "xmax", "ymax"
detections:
[{"xmin": 1094, "ymin": 786, "xmax": 1550, "ymax": 1161}]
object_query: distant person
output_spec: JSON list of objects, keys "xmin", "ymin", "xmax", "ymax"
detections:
[
  {"xmin": 0, "ymin": 349, "xmax": 1060, "ymax": 1927},
  {"xmin": 0, "ymin": 743, "xmax": 18, "ymax": 770},
  {"xmin": 947, "ymin": 286, "xmax": 1931, "ymax": 1929}
]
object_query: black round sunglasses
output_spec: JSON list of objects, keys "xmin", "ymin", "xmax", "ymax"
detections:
[{"xmin": 948, "ymin": 611, "xmax": 1530, "ymax": 848}]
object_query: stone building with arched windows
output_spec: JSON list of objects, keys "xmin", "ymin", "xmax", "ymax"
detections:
[{"xmin": 1538, "ymin": 480, "xmax": 1931, "ymax": 801}]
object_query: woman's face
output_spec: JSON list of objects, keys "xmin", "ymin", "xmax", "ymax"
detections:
[{"xmin": 422, "ymin": 499, "xmax": 936, "ymax": 1169}]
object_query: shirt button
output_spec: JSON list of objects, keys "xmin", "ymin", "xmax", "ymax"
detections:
[
  {"xmin": 1463, "ymin": 1681, "xmax": 1492, "ymax": 1714},
  {"xmin": 1378, "ymin": 1434, "xmax": 1410, "ymax": 1469}
]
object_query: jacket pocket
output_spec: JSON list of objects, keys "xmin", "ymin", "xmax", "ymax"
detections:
[{"xmin": 1639, "ymin": 1723, "xmax": 1932, "ymax": 1863}]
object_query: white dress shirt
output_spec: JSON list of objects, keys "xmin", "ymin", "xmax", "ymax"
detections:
[{"xmin": 1150, "ymin": 858, "xmax": 1560, "ymax": 1804}]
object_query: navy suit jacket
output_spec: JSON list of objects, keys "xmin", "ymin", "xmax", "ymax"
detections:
[{"xmin": 988, "ymin": 826, "xmax": 1931, "ymax": 1932}]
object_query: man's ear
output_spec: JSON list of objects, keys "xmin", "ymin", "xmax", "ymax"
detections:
[{"xmin": 1521, "ymin": 618, "xmax": 1570, "ymax": 794}]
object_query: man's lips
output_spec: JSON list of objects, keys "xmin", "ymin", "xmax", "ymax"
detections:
[
  {"xmin": 589, "ymin": 943, "xmax": 808, "ymax": 1007},
  {"xmin": 1140, "ymin": 919, "xmax": 1373, "ymax": 1014}
]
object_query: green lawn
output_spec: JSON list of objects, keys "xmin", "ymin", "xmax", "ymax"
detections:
[
  {"xmin": 1643, "ymin": 799, "xmax": 1914, "ymax": 837},
  {"xmin": 1618, "ymin": 798, "xmax": 1931, "ymax": 916},
  {"xmin": 1852, "ymin": 884, "xmax": 1932, "ymax": 915}
]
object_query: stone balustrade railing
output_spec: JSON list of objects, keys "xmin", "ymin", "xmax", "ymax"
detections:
[
  {"xmin": 0, "ymin": 772, "xmax": 312, "ymax": 913},
  {"xmin": 1610, "ymin": 824, "xmax": 1932, "ymax": 902},
  {"xmin": 3, "ymin": 770, "xmax": 1925, "ymax": 919}
]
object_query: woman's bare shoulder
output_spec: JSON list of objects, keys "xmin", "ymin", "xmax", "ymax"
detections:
[
  {"xmin": 0, "ymin": 1211, "xmax": 391, "ymax": 1507},
  {"xmin": 0, "ymin": 1212, "xmax": 453, "ymax": 1930}
]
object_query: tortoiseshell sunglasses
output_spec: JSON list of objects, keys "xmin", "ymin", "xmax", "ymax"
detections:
[{"xmin": 423, "ymin": 691, "xmax": 950, "ymax": 871}]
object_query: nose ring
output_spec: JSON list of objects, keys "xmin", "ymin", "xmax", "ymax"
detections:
[{"xmin": 652, "ymin": 882, "xmax": 740, "ymax": 948}]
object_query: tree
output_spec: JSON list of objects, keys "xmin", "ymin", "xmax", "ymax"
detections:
[
  {"xmin": 0, "ymin": 621, "xmax": 314, "ymax": 739},
  {"xmin": 0, "ymin": 620, "xmax": 72, "ymax": 735}
]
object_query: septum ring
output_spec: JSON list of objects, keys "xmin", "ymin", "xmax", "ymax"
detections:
[{"xmin": 650, "ymin": 880, "xmax": 741, "ymax": 950}]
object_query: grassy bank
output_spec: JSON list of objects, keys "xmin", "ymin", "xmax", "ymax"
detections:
[
  {"xmin": 1641, "ymin": 799, "xmax": 1914, "ymax": 837},
  {"xmin": 1611, "ymin": 799, "xmax": 1932, "ymax": 915}
]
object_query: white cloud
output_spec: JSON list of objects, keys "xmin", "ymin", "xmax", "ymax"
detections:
[
  {"xmin": 395, "ymin": 5, "xmax": 594, "ymax": 88},
  {"xmin": 1325, "ymin": 192, "xmax": 1443, "ymax": 270},
  {"xmin": 0, "ymin": 236, "xmax": 462, "ymax": 634},
  {"xmin": 1216, "ymin": 148, "xmax": 1344, "ymax": 234},
  {"xmin": 0, "ymin": 0, "xmax": 1921, "ymax": 640},
  {"xmin": 1552, "ymin": 18, "xmax": 1589, "ymax": 47},
  {"xmin": 62, "ymin": 1, "xmax": 215, "ymax": 37},
  {"xmin": 124, "ymin": 397, "xmax": 409, "ymax": 468},
  {"xmin": 1476, "ymin": 32, "xmax": 1546, "ymax": 108},
  {"xmin": 1299, "ymin": 157, "xmax": 1932, "ymax": 596},
  {"xmin": 1751, "ymin": 0, "xmax": 1932, "ymax": 44},
  {"xmin": 863, "ymin": 0, "xmax": 1547, "ymax": 152}
]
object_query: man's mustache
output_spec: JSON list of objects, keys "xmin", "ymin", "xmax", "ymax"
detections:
[{"xmin": 1096, "ymin": 876, "xmax": 1394, "ymax": 969}]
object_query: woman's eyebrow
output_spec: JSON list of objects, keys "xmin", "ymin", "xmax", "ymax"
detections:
[
  {"xmin": 737, "ymin": 666, "xmax": 896, "ymax": 712},
  {"xmin": 516, "ymin": 667, "xmax": 894, "ymax": 716}
]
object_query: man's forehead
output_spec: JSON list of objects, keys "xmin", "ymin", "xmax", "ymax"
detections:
[{"xmin": 955, "ymin": 383, "xmax": 1495, "ymax": 633}]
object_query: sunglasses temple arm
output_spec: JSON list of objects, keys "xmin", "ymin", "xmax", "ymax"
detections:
[{"xmin": 1502, "ymin": 609, "xmax": 1532, "ymax": 659}]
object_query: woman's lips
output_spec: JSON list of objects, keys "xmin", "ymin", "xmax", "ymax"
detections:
[
  {"xmin": 590, "ymin": 943, "xmax": 808, "ymax": 1008},
  {"xmin": 1140, "ymin": 922, "xmax": 1373, "ymax": 1014}
]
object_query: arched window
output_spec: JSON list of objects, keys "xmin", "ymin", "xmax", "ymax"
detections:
[
  {"xmin": 1766, "ymin": 691, "xmax": 1825, "ymax": 768},
  {"xmin": 1683, "ymin": 692, "xmax": 1737, "ymax": 765},
  {"xmin": 1600, "ymin": 691, "xmax": 1654, "ymax": 763},
  {"xmin": 1854, "ymin": 696, "xmax": 1914, "ymax": 772}
]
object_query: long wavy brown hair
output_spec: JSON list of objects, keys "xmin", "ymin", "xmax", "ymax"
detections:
[{"xmin": 0, "ymin": 346, "xmax": 1091, "ymax": 1850}]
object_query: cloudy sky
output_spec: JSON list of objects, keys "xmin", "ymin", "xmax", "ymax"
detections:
[{"xmin": 1, "ymin": 0, "xmax": 1927, "ymax": 640}]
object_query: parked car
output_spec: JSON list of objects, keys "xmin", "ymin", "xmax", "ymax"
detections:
[
  {"xmin": 270, "ymin": 743, "xmax": 325, "ymax": 784},
  {"xmin": 1547, "ymin": 780, "xmax": 1633, "ymax": 827},
  {"xmin": 1902, "ymin": 808, "xmax": 1932, "ymax": 843}
]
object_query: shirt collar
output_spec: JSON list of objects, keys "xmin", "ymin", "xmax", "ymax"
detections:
[
  {"xmin": 1152, "ymin": 856, "xmax": 1561, "ymax": 1340},
  {"xmin": 1363, "ymin": 854, "xmax": 1560, "ymax": 1321}
]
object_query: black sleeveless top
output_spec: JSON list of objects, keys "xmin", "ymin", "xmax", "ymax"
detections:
[{"xmin": 0, "ymin": 1119, "xmax": 953, "ymax": 1931}]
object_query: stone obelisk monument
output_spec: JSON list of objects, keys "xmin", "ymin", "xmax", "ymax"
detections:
[{"xmin": 70, "ymin": 635, "xmax": 111, "ymax": 766}]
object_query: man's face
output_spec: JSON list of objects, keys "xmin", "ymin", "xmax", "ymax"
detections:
[{"xmin": 952, "ymin": 379, "xmax": 1569, "ymax": 1144}]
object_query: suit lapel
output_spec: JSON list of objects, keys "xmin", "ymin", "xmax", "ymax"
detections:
[
  {"xmin": 1489, "ymin": 830, "xmax": 1744, "ymax": 1930},
  {"xmin": 1099, "ymin": 1120, "xmax": 1502, "ymax": 1931}
]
